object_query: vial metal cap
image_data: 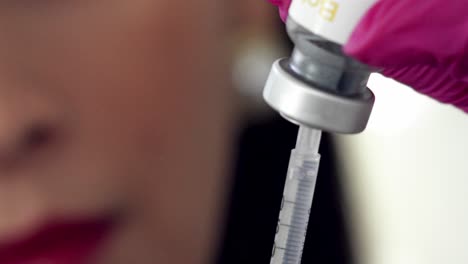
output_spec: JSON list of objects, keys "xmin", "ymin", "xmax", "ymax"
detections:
[{"xmin": 263, "ymin": 59, "xmax": 375, "ymax": 134}]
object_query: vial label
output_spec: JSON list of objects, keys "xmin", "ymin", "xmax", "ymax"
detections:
[{"xmin": 289, "ymin": 0, "xmax": 379, "ymax": 44}]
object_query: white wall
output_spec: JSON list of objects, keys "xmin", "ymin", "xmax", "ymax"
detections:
[{"xmin": 335, "ymin": 74, "xmax": 468, "ymax": 264}]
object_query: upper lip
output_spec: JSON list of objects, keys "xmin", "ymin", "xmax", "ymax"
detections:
[{"xmin": 0, "ymin": 217, "xmax": 115, "ymax": 263}]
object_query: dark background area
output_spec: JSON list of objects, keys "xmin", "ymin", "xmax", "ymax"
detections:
[{"xmin": 217, "ymin": 115, "xmax": 354, "ymax": 264}]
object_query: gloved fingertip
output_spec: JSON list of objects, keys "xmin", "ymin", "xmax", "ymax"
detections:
[
  {"xmin": 279, "ymin": 8, "xmax": 288, "ymax": 22},
  {"xmin": 267, "ymin": 0, "xmax": 291, "ymax": 22},
  {"xmin": 343, "ymin": 29, "xmax": 368, "ymax": 61},
  {"xmin": 344, "ymin": 1, "xmax": 384, "ymax": 63}
]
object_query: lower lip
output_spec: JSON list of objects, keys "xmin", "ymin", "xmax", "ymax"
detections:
[{"xmin": 0, "ymin": 219, "xmax": 114, "ymax": 264}]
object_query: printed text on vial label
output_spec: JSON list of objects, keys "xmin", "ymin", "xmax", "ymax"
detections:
[{"xmin": 301, "ymin": 0, "xmax": 339, "ymax": 22}]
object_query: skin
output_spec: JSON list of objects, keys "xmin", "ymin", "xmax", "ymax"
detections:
[{"xmin": 0, "ymin": 0, "xmax": 234, "ymax": 263}]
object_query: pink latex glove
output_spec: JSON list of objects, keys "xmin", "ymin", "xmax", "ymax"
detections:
[{"xmin": 268, "ymin": 0, "xmax": 468, "ymax": 112}]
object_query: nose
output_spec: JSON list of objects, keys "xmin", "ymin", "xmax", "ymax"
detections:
[{"xmin": 0, "ymin": 88, "xmax": 62, "ymax": 169}]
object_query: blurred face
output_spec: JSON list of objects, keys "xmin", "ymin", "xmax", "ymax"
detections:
[{"xmin": 0, "ymin": 1, "xmax": 233, "ymax": 264}]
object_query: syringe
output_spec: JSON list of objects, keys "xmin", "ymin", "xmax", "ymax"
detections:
[
  {"xmin": 264, "ymin": 1, "xmax": 379, "ymax": 263},
  {"xmin": 270, "ymin": 126, "xmax": 321, "ymax": 264}
]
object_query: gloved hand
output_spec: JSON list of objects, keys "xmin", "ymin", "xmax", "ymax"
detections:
[{"xmin": 268, "ymin": 0, "xmax": 468, "ymax": 112}]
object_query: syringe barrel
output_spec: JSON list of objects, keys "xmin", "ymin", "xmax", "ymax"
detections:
[{"xmin": 270, "ymin": 150, "xmax": 320, "ymax": 264}]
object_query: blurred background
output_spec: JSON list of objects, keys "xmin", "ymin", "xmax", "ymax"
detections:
[{"xmin": 217, "ymin": 1, "xmax": 468, "ymax": 264}]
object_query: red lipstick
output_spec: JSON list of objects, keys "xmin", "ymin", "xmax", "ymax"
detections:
[{"xmin": 0, "ymin": 219, "xmax": 114, "ymax": 264}]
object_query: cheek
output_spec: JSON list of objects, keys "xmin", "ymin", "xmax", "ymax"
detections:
[
  {"xmin": 2, "ymin": 1, "xmax": 233, "ymax": 262},
  {"xmin": 31, "ymin": 1, "xmax": 230, "ymax": 250},
  {"xmin": 16, "ymin": 5, "xmax": 180, "ymax": 215}
]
